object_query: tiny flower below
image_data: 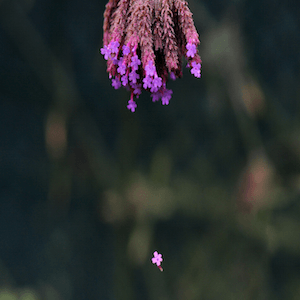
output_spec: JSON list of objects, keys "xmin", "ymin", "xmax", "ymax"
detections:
[{"xmin": 151, "ymin": 251, "xmax": 163, "ymax": 266}]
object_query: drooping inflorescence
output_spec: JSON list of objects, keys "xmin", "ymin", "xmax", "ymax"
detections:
[{"xmin": 101, "ymin": 0, "xmax": 202, "ymax": 112}]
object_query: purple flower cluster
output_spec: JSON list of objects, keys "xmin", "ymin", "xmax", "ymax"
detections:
[
  {"xmin": 101, "ymin": 0, "xmax": 202, "ymax": 112},
  {"xmin": 101, "ymin": 41, "xmax": 178, "ymax": 110}
]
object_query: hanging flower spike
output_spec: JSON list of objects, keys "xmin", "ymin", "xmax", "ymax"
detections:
[
  {"xmin": 151, "ymin": 251, "xmax": 163, "ymax": 272},
  {"xmin": 101, "ymin": 0, "xmax": 202, "ymax": 112}
]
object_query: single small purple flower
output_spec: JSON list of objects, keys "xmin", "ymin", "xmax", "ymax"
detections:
[
  {"xmin": 191, "ymin": 61, "xmax": 201, "ymax": 78},
  {"xmin": 131, "ymin": 55, "xmax": 141, "ymax": 71},
  {"xmin": 112, "ymin": 78, "xmax": 121, "ymax": 89},
  {"xmin": 129, "ymin": 70, "xmax": 140, "ymax": 83},
  {"xmin": 100, "ymin": 45, "xmax": 111, "ymax": 60},
  {"xmin": 151, "ymin": 76, "xmax": 162, "ymax": 92},
  {"xmin": 122, "ymin": 45, "xmax": 130, "ymax": 55},
  {"xmin": 151, "ymin": 251, "xmax": 163, "ymax": 271},
  {"xmin": 112, "ymin": 57, "xmax": 119, "ymax": 65},
  {"xmin": 151, "ymin": 91, "xmax": 161, "ymax": 102},
  {"xmin": 145, "ymin": 61, "xmax": 156, "ymax": 77},
  {"xmin": 109, "ymin": 41, "xmax": 120, "ymax": 54},
  {"xmin": 161, "ymin": 88, "xmax": 173, "ymax": 105},
  {"xmin": 127, "ymin": 99, "xmax": 137, "ymax": 112},
  {"xmin": 132, "ymin": 83, "xmax": 142, "ymax": 96},
  {"xmin": 186, "ymin": 42, "xmax": 197, "ymax": 58},
  {"xmin": 143, "ymin": 76, "xmax": 153, "ymax": 89},
  {"xmin": 170, "ymin": 72, "xmax": 176, "ymax": 80},
  {"xmin": 121, "ymin": 75, "xmax": 128, "ymax": 86},
  {"xmin": 151, "ymin": 251, "xmax": 163, "ymax": 266},
  {"xmin": 117, "ymin": 59, "xmax": 126, "ymax": 75}
]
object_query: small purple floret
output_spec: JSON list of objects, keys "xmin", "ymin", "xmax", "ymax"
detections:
[
  {"xmin": 170, "ymin": 72, "xmax": 176, "ymax": 80},
  {"xmin": 127, "ymin": 99, "xmax": 137, "ymax": 112},
  {"xmin": 145, "ymin": 61, "xmax": 156, "ymax": 77},
  {"xmin": 129, "ymin": 71, "xmax": 140, "ymax": 84},
  {"xmin": 151, "ymin": 251, "xmax": 163, "ymax": 266},
  {"xmin": 110, "ymin": 41, "xmax": 120, "ymax": 54},
  {"xmin": 131, "ymin": 55, "xmax": 141, "ymax": 71},
  {"xmin": 151, "ymin": 91, "xmax": 161, "ymax": 102},
  {"xmin": 112, "ymin": 57, "xmax": 119, "ymax": 65},
  {"xmin": 191, "ymin": 61, "xmax": 201, "ymax": 78},
  {"xmin": 143, "ymin": 76, "xmax": 153, "ymax": 89},
  {"xmin": 121, "ymin": 75, "xmax": 128, "ymax": 86},
  {"xmin": 186, "ymin": 42, "xmax": 197, "ymax": 58},
  {"xmin": 117, "ymin": 64, "xmax": 126, "ymax": 75},
  {"xmin": 161, "ymin": 88, "xmax": 173, "ymax": 105},
  {"xmin": 100, "ymin": 45, "xmax": 111, "ymax": 60},
  {"xmin": 117, "ymin": 58, "xmax": 126, "ymax": 75},
  {"xmin": 112, "ymin": 78, "xmax": 121, "ymax": 89},
  {"xmin": 122, "ymin": 45, "xmax": 130, "ymax": 55},
  {"xmin": 132, "ymin": 83, "xmax": 142, "ymax": 96},
  {"xmin": 151, "ymin": 76, "xmax": 162, "ymax": 92}
]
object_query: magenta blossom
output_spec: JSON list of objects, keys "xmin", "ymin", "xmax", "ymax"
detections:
[
  {"xmin": 101, "ymin": 0, "xmax": 202, "ymax": 111},
  {"xmin": 152, "ymin": 251, "xmax": 163, "ymax": 266}
]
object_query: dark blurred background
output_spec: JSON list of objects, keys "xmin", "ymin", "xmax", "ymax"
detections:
[{"xmin": 1, "ymin": 0, "xmax": 300, "ymax": 299}]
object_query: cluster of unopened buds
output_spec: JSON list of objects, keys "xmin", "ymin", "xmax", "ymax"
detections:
[{"xmin": 101, "ymin": 0, "xmax": 202, "ymax": 112}]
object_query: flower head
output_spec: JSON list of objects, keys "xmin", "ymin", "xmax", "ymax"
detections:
[
  {"xmin": 101, "ymin": 0, "xmax": 202, "ymax": 111},
  {"xmin": 152, "ymin": 251, "xmax": 163, "ymax": 268},
  {"xmin": 151, "ymin": 91, "xmax": 161, "ymax": 102},
  {"xmin": 100, "ymin": 45, "xmax": 111, "ymax": 60},
  {"xmin": 112, "ymin": 78, "xmax": 121, "ymax": 89}
]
